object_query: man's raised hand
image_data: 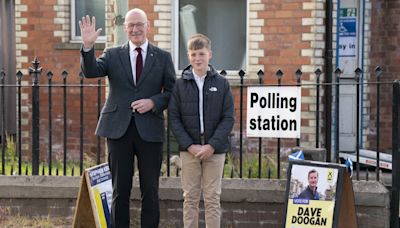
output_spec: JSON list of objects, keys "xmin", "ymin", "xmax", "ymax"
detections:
[{"xmin": 78, "ymin": 15, "xmax": 102, "ymax": 49}]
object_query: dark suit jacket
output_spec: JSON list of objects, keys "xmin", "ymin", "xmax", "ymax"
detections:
[{"xmin": 80, "ymin": 42, "xmax": 176, "ymax": 142}]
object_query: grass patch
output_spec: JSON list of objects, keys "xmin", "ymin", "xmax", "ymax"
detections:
[
  {"xmin": 0, "ymin": 161, "xmax": 91, "ymax": 176},
  {"xmin": 224, "ymin": 151, "xmax": 280, "ymax": 178},
  {"xmin": 1, "ymin": 135, "xmax": 284, "ymax": 179},
  {"xmin": 0, "ymin": 135, "xmax": 97, "ymax": 176}
]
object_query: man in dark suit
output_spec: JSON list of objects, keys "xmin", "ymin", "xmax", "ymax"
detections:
[{"xmin": 79, "ymin": 8, "xmax": 176, "ymax": 228}]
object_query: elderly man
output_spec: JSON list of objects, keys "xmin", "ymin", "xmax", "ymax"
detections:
[{"xmin": 79, "ymin": 8, "xmax": 175, "ymax": 228}]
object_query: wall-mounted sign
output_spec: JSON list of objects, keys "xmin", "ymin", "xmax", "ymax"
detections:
[
  {"xmin": 339, "ymin": 8, "xmax": 357, "ymax": 58},
  {"xmin": 246, "ymin": 86, "xmax": 301, "ymax": 138}
]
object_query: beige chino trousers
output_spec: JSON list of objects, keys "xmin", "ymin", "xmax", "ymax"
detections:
[{"xmin": 180, "ymin": 152, "xmax": 226, "ymax": 228}]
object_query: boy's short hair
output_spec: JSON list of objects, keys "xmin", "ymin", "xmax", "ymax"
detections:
[{"xmin": 187, "ymin": 33, "xmax": 211, "ymax": 51}]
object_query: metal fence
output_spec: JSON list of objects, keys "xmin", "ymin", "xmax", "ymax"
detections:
[
  {"xmin": 1, "ymin": 58, "xmax": 105, "ymax": 177},
  {"xmin": 0, "ymin": 58, "xmax": 399, "ymax": 225}
]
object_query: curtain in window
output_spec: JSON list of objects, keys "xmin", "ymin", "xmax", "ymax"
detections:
[
  {"xmin": 179, "ymin": 0, "xmax": 247, "ymax": 70},
  {"xmin": 75, "ymin": 0, "xmax": 105, "ymax": 37}
]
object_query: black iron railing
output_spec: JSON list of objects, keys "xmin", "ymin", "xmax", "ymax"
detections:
[
  {"xmin": 0, "ymin": 58, "xmax": 398, "ymax": 226},
  {"xmin": 0, "ymin": 59, "xmax": 396, "ymax": 178},
  {"xmin": 391, "ymin": 80, "xmax": 400, "ymax": 228}
]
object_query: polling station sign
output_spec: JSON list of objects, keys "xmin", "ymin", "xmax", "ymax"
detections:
[{"xmin": 246, "ymin": 86, "xmax": 301, "ymax": 138}]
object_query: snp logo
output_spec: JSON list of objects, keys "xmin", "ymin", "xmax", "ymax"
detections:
[{"xmin": 327, "ymin": 168, "xmax": 334, "ymax": 184}]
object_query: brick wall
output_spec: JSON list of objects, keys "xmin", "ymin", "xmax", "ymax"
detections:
[
  {"xmin": 15, "ymin": 0, "xmax": 107, "ymax": 162},
  {"xmin": 13, "ymin": 0, "xmax": 389, "ymax": 163},
  {"xmin": 0, "ymin": 176, "xmax": 391, "ymax": 228},
  {"xmin": 14, "ymin": 0, "xmax": 327, "ymax": 162},
  {"xmin": 129, "ymin": 0, "xmax": 158, "ymax": 45},
  {"xmin": 368, "ymin": 0, "xmax": 400, "ymax": 152},
  {"xmin": 228, "ymin": 0, "xmax": 326, "ymax": 155}
]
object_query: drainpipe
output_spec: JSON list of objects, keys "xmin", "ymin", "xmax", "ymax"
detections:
[
  {"xmin": 114, "ymin": 0, "xmax": 128, "ymax": 46},
  {"xmin": 333, "ymin": 0, "xmax": 341, "ymax": 162},
  {"xmin": 359, "ymin": 0, "xmax": 366, "ymax": 149},
  {"xmin": 325, "ymin": 0, "xmax": 334, "ymax": 162},
  {"xmin": 106, "ymin": 0, "xmax": 128, "ymax": 160}
]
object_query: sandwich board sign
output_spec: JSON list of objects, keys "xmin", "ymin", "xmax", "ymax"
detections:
[
  {"xmin": 283, "ymin": 160, "xmax": 357, "ymax": 228},
  {"xmin": 73, "ymin": 163, "xmax": 112, "ymax": 228}
]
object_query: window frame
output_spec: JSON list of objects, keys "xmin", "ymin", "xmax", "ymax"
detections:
[
  {"xmin": 70, "ymin": 0, "xmax": 106, "ymax": 43},
  {"xmin": 172, "ymin": 0, "xmax": 249, "ymax": 73}
]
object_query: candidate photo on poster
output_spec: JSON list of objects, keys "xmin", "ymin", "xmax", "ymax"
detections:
[{"xmin": 289, "ymin": 165, "xmax": 338, "ymax": 201}]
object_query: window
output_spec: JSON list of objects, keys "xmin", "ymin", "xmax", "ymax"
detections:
[
  {"xmin": 71, "ymin": 0, "xmax": 106, "ymax": 42},
  {"xmin": 178, "ymin": 0, "xmax": 247, "ymax": 70}
]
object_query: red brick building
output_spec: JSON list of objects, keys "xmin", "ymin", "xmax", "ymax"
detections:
[{"xmin": 0, "ymin": 0, "xmax": 398, "ymax": 165}]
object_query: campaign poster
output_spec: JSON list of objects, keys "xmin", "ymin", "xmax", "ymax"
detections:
[
  {"xmin": 246, "ymin": 86, "xmax": 301, "ymax": 138},
  {"xmin": 86, "ymin": 163, "xmax": 113, "ymax": 228},
  {"xmin": 284, "ymin": 162, "xmax": 340, "ymax": 228}
]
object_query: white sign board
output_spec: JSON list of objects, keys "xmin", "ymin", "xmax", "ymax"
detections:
[{"xmin": 246, "ymin": 86, "xmax": 301, "ymax": 138}]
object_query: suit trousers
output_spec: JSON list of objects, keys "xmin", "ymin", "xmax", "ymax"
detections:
[
  {"xmin": 180, "ymin": 152, "xmax": 226, "ymax": 228},
  {"xmin": 107, "ymin": 116, "xmax": 163, "ymax": 228}
]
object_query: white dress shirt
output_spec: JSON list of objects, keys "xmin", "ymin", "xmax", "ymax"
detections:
[{"xmin": 193, "ymin": 70, "xmax": 207, "ymax": 134}]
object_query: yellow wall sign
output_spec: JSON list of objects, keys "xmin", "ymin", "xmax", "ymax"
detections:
[{"xmin": 283, "ymin": 160, "xmax": 357, "ymax": 228}]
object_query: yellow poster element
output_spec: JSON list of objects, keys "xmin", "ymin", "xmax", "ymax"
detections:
[
  {"xmin": 93, "ymin": 188, "xmax": 108, "ymax": 227},
  {"xmin": 285, "ymin": 199, "xmax": 334, "ymax": 227}
]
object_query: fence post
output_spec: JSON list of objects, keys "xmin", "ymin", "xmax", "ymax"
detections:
[
  {"xmin": 391, "ymin": 80, "xmax": 400, "ymax": 228},
  {"xmin": 0, "ymin": 70, "xmax": 5, "ymax": 175},
  {"xmin": 79, "ymin": 72, "xmax": 84, "ymax": 175},
  {"xmin": 62, "ymin": 70, "xmax": 68, "ymax": 175},
  {"xmin": 16, "ymin": 71, "xmax": 23, "ymax": 175},
  {"xmin": 375, "ymin": 66, "xmax": 383, "ymax": 181},
  {"xmin": 238, "ymin": 70, "xmax": 245, "ymax": 178},
  {"xmin": 276, "ymin": 69, "xmax": 283, "ymax": 179},
  {"xmin": 324, "ymin": 0, "xmax": 334, "ymax": 162},
  {"xmin": 295, "ymin": 69, "xmax": 302, "ymax": 147},
  {"xmin": 334, "ymin": 68, "xmax": 342, "ymax": 163},
  {"xmin": 47, "ymin": 71, "xmax": 53, "ymax": 176},
  {"xmin": 257, "ymin": 70, "xmax": 264, "ymax": 178},
  {"xmin": 315, "ymin": 69, "xmax": 322, "ymax": 148},
  {"xmin": 97, "ymin": 79, "xmax": 102, "ymax": 165},
  {"xmin": 29, "ymin": 57, "xmax": 42, "ymax": 175},
  {"xmin": 355, "ymin": 68, "xmax": 362, "ymax": 180}
]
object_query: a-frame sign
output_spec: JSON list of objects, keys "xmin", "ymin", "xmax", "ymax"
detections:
[
  {"xmin": 283, "ymin": 160, "xmax": 357, "ymax": 228},
  {"xmin": 73, "ymin": 163, "xmax": 112, "ymax": 228}
]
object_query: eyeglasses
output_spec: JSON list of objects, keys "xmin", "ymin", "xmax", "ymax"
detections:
[{"xmin": 125, "ymin": 22, "xmax": 147, "ymax": 29}]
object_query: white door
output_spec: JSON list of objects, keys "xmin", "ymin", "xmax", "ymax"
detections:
[
  {"xmin": 339, "ymin": 79, "xmax": 357, "ymax": 152},
  {"xmin": 337, "ymin": 0, "xmax": 361, "ymax": 152}
]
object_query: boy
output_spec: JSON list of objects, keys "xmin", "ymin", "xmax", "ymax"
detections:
[{"xmin": 169, "ymin": 34, "xmax": 234, "ymax": 228}]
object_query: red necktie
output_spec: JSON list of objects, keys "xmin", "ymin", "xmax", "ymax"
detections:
[{"xmin": 135, "ymin": 47, "xmax": 143, "ymax": 83}]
